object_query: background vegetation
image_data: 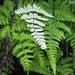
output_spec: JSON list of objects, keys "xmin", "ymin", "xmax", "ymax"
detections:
[{"xmin": 0, "ymin": 0, "xmax": 75, "ymax": 75}]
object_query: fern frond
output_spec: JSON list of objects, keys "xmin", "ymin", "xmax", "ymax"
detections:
[
  {"xmin": 33, "ymin": 49, "xmax": 45, "ymax": 68},
  {"xmin": 0, "ymin": 0, "xmax": 13, "ymax": 24},
  {"xmin": 4, "ymin": 0, "xmax": 13, "ymax": 11},
  {"xmin": 0, "ymin": 8, "xmax": 10, "ymax": 25},
  {"xmin": 44, "ymin": 19, "xmax": 71, "ymax": 75},
  {"xmin": 0, "ymin": 26, "xmax": 10, "ymax": 39},
  {"xmin": 41, "ymin": 0, "xmax": 53, "ymax": 14},
  {"xmin": 12, "ymin": 41, "xmax": 35, "ymax": 71},
  {"xmin": 14, "ymin": 15, "xmax": 29, "ymax": 31},
  {"xmin": 12, "ymin": 33, "xmax": 38, "ymax": 44},
  {"xmin": 20, "ymin": 54, "xmax": 34, "ymax": 71},
  {"xmin": 0, "ymin": 0, "xmax": 13, "ymax": 40},
  {"xmin": 55, "ymin": 21, "xmax": 71, "ymax": 34},
  {"xmin": 30, "ymin": 59, "xmax": 53, "ymax": 75},
  {"xmin": 56, "ymin": 49, "xmax": 73, "ymax": 75},
  {"xmin": 15, "ymin": 4, "xmax": 53, "ymax": 17},
  {"xmin": 66, "ymin": 34, "xmax": 75, "ymax": 69},
  {"xmin": 48, "ymin": 0, "xmax": 53, "ymax": 12},
  {"xmin": 54, "ymin": 0, "xmax": 75, "ymax": 22},
  {"xmin": 27, "ymin": 0, "xmax": 34, "ymax": 5},
  {"xmin": 55, "ymin": 10, "xmax": 75, "ymax": 22},
  {"xmin": 57, "ymin": 57, "xmax": 73, "ymax": 75},
  {"xmin": 12, "ymin": 31, "xmax": 39, "ymax": 71},
  {"xmin": 18, "ymin": 0, "xmax": 24, "ymax": 8},
  {"xmin": 15, "ymin": 4, "xmax": 53, "ymax": 49}
]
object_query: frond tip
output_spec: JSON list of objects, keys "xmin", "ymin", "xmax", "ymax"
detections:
[{"xmin": 15, "ymin": 4, "xmax": 54, "ymax": 18}]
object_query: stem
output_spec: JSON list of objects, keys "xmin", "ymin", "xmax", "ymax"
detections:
[
  {"xmin": 53, "ymin": 1, "xmax": 56, "ymax": 75},
  {"xmin": 27, "ymin": 71, "xmax": 29, "ymax": 75},
  {"xmin": 66, "ymin": 42, "xmax": 68, "ymax": 57}
]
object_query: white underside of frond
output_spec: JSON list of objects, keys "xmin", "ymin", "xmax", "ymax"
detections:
[
  {"xmin": 21, "ymin": 13, "xmax": 48, "ymax": 21},
  {"xmin": 26, "ymin": 19, "xmax": 46, "ymax": 27},
  {"xmin": 15, "ymin": 4, "xmax": 54, "ymax": 49},
  {"xmin": 27, "ymin": 23, "xmax": 46, "ymax": 49}
]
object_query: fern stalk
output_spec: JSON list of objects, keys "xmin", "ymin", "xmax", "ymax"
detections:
[{"xmin": 27, "ymin": 70, "xmax": 29, "ymax": 75}]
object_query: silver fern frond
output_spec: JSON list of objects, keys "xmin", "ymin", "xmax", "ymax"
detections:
[{"xmin": 15, "ymin": 4, "xmax": 53, "ymax": 49}]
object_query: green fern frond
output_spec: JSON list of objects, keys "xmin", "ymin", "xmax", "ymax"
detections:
[
  {"xmin": 13, "ymin": 42, "xmax": 37, "ymax": 54},
  {"xmin": 55, "ymin": 0, "xmax": 69, "ymax": 11},
  {"xmin": 54, "ymin": 0, "xmax": 75, "ymax": 22},
  {"xmin": 34, "ymin": 49, "xmax": 45, "ymax": 68},
  {"xmin": 18, "ymin": 0, "xmax": 24, "ymax": 8},
  {"xmin": 55, "ymin": 21, "xmax": 71, "ymax": 34},
  {"xmin": 14, "ymin": 15, "xmax": 29, "ymax": 31},
  {"xmin": 40, "ymin": 0, "xmax": 53, "ymax": 15},
  {"xmin": 27, "ymin": 0, "xmax": 34, "ymax": 5},
  {"xmin": 0, "ymin": 0, "xmax": 13, "ymax": 40},
  {"xmin": 17, "ymin": 49, "xmax": 33, "ymax": 58},
  {"xmin": 30, "ymin": 59, "xmax": 53, "ymax": 75},
  {"xmin": 12, "ymin": 41, "xmax": 35, "ymax": 71},
  {"xmin": 48, "ymin": 0, "xmax": 53, "ymax": 12},
  {"xmin": 56, "ymin": 49, "xmax": 73, "ymax": 75},
  {"xmin": 55, "ymin": 10, "xmax": 75, "ymax": 22},
  {"xmin": 0, "ymin": 12, "xmax": 9, "ymax": 25},
  {"xmin": 12, "ymin": 30, "xmax": 38, "ymax": 71},
  {"xmin": 66, "ymin": 34, "xmax": 75, "ymax": 69},
  {"xmin": 12, "ymin": 32, "xmax": 38, "ymax": 44},
  {"xmin": 4, "ymin": 0, "xmax": 13, "ymax": 11},
  {"xmin": 57, "ymin": 57, "xmax": 73, "ymax": 75},
  {"xmin": 0, "ymin": 26, "xmax": 10, "ymax": 39},
  {"xmin": 0, "ymin": 6, "xmax": 11, "ymax": 18},
  {"xmin": 59, "ymin": 57, "xmax": 72, "ymax": 64},
  {"xmin": 20, "ymin": 55, "xmax": 34, "ymax": 71},
  {"xmin": 0, "ymin": 0, "xmax": 13, "ymax": 25},
  {"xmin": 44, "ymin": 18, "xmax": 71, "ymax": 75}
]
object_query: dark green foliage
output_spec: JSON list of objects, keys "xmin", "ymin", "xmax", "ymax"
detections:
[{"xmin": 56, "ymin": 49, "xmax": 73, "ymax": 75}]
